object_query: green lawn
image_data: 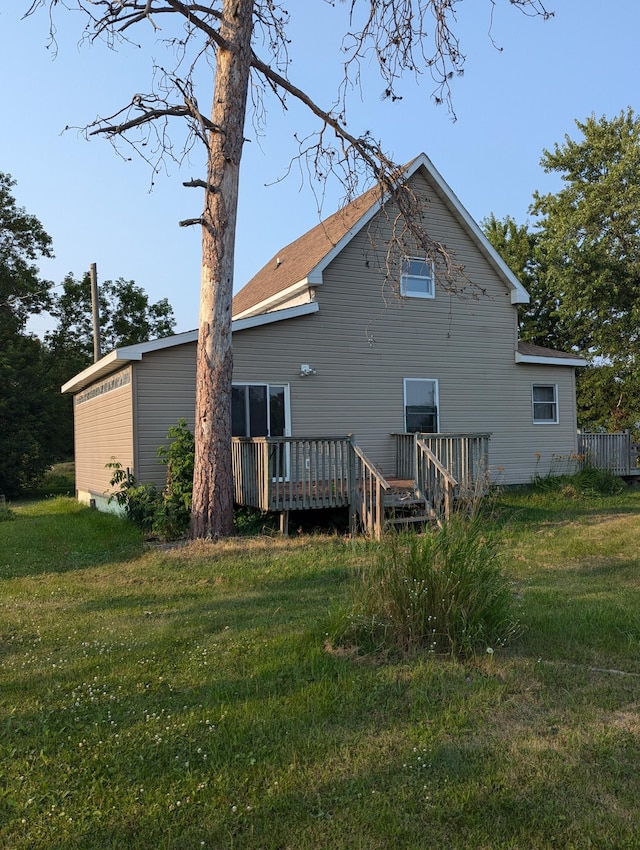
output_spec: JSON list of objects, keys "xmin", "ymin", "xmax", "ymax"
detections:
[{"xmin": 1, "ymin": 489, "xmax": 640, "ymax": 849}]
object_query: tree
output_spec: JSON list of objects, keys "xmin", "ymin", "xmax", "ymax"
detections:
[
  {"xmin": 483, "ymin": 214, "xmax": 550, "ymax": 346},
  {"xmin": 47, "ymin": 272, "xmax": 176, "ymax": 368},
  {"xmin": 0, "ymin": 171, "xmax": 53, "ymax": 336},
  {"xmin": 0, "ymin": 173, "xmax": 65, "ymax": 497},
  {"xmin": 530, "ymin": 109, "xmax": 640, "ymax": 431},
  {"xmin": 26, "ymin": 0, "xmax": 552, "ymax": 537}
]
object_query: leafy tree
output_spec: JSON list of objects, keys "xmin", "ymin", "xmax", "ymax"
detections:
[
  {"xmin": 26, "ymin": 0, "xmax": 552, "ymax": 537},
  {"xmin": 0, "ymin": 334, "xmax": 72, "ymax": 498},
  {"xmin": 0, "ymin": 171, "xmax": 53, "ymax": 335},
  {"xmin": 47, "ymin": 272, "xmax": 176, "ymax": 368},
  {"xmin": 0, "ymin": 173, "xmax": 64, "ymax": 497},
  {"xmin": 483, "ymin": 213, "xmax": 563, "ymax": 349},
  {"xmin": 530, "ymin": 109, "xmax": 640, "ymax": 431}
]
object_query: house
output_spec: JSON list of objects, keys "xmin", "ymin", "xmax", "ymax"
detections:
[{"xmin": 62, "ymin": 153, "xmax": 586, "ymax": 532}]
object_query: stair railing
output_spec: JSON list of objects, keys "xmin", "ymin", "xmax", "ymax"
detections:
[
  {"xmin": 415, "ymin": 438, "xmax": 457, "ymax": 527},
  {"xmin": 350, "ymin": 440, "xmax": 390, "ymax": 540}
]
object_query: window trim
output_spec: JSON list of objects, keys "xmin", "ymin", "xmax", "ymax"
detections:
[
  {"xmin": 400, "ymin": 257, "xmax": 435, "ymax": 300},
  {"xmin": 531, "ymin": 383, "xmax": 559, "ymax": 425},
  {"xmin": 403, "ymin": 378, "xmax": 440, "ymax": 433}
]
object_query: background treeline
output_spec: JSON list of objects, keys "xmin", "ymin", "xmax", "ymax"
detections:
[{"xmin": 0, "ymin": 171, "xmax": 175, "ymax": 498}]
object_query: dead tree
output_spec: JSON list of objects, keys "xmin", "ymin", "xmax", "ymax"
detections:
[{"xmin": 25, "ymin": 0, "xmax": 552, "ymax": 538}]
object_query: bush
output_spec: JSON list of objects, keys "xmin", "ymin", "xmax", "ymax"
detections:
[
  {"xmin": 531, "ymin": 463, "xmax": 625, "ymax": 497},
  {"xmin": 333, "ymin": 517, "xmax": 519, "ymax": 658},
  {"xmin": 107, "ymin": 419, "xmax": 195, "ymax": 540}
]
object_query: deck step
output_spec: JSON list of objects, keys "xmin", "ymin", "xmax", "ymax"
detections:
[{"xmin": 387, "ymin": 514, "xmax": 432, "ymax": 526}]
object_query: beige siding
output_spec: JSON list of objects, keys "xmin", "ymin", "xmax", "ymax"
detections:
[
  {"xmin": 231, "ymin": 170, "xmax": 579, "ymax": 485},
  {"xmin": 134, "ymin": 343, "xmax": 197, "ymax": 487},
  {"xmin": 73, "ymin": 367, "xmax": 134, "ymax": 503}
]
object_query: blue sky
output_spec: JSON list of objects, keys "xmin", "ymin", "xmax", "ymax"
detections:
[{"xmin": 2, "ymin": 2, "xmax": 639, "ymax": 337}]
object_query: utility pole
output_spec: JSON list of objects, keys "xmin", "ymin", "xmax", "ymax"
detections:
[{"xmin": 90, "ymin": 262, "xmax": 102, "ymax": 363}]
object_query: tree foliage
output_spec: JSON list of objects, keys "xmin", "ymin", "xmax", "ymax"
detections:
[
  {"xmin": 0, "ymin": 169, "xmax": 177, "ymax": 497},
  {"xmin": 0, "ymin": 172, "xmax": 64, "ymax": 498},
  {"xmin": 484, "ymin": 111, "xmax": 640, "ymax": 433},
  {"xmin": 531, "ymin": 109, "xmax": 640, "ymax": 365},
  {"xmin": 47, "ymin": 272, "xmax": 175, "ymax": 368},
  {"xmin": 530, "ymin": 109, "xmax": 640, "ymax": 431},
  {"xmin": 0, "ymin": 172, "xmax": 53, "ymax": 335}
]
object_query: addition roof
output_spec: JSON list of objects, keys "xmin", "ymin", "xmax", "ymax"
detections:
[{"xmin": 516, "ymin": 341, "xmax": 587, "ymax": 368}]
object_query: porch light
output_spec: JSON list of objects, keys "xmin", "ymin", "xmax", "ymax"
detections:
[{"xmin": 299, "ymin": 364, "xmax": 317, "ymax": 377}]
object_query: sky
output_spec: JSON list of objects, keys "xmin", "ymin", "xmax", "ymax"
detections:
[{"xmin": 2, "ymin": 1, "xmax": 639, "ymax": 338}]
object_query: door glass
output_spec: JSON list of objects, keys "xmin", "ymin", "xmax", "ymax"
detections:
[
  {"xmin": 248, "ymin": 385, "xmax": 268, "ymax": 437},
  {"xmin": 269, "ymin": 386, "xmax": 286, "ymax": 437},
  {"xmin": 232, "ymin": 385, "xmax": 247, "ymax": 437}
]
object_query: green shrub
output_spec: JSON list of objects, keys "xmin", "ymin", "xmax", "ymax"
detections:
[
  {"xmin": 333, "ymin": 517, "xmax": 519, "ymax": 658},
  {"xmin": 107, "ymin": 419, "xmax": 195, "ymax": 540},
  {"xmin": 531, "ymin": 463, "xmax": 625, "ymax": 497}
]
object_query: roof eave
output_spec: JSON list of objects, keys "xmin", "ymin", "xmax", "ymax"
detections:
[{"xmin": 515, "ymin": 351, "xmax": 587, "ymax": 368}]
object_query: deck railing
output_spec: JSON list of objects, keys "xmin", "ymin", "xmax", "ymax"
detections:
[
  {"xmin": 232, "ymin": 436, "xmax": 352, "ymax": 512},
  {"xmin": 577, "ymin": 430, "xmax": 640, "ymax": 476},
  {"xmin": 232, "ymin": 433, "xmax": 489, "ymax": 536},
  {"xmin": 350, "ymin": 443, "xmax": 390, "ymax": 540},
  {"xmin": 415, "ymin": 438, "xmax": 457, "ymax": 527},
  {"xmin": 393, "ymin": 432, "xmax": 491, "ymax": 491}
]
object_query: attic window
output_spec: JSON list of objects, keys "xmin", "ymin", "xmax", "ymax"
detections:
[{"xmin": 400, "ymin": 257, "xmax": 435, "ymax": 299}]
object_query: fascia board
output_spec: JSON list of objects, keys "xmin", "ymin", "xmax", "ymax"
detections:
[
  {"xmin": 515, "ymin": 351, "xmax": 587, "ymax": 368},
  {"xmin": 232, "ymin": 280, "xmax": 312, "ymax": 319},
  {"xmin": 232, "ymin": 301, "xmax": 319, "ymax": 331}
]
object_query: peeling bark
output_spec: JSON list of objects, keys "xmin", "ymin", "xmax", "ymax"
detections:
[{"xmin": 190, "ymin": 0, "xmax": 254, "ymax": 539}]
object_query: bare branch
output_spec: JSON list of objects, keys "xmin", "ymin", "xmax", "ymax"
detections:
[{"xmin": 183, "ymin": 178, "xmax": 216, "ymax": 191}]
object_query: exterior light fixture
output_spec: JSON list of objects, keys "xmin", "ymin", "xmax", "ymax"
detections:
[{"xmin": 299, "ymin": 364, "xmax": 317, "ymax": 377}]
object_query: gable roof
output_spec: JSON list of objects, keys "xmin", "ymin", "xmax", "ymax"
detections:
[{"xmin": 232, "ymin": 152, "xmax": 530, "ymax": 319}]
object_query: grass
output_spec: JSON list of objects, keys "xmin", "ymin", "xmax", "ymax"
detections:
[{"xmin": 1, "ymin": 487, "xmax": 640, "ymax": 849}]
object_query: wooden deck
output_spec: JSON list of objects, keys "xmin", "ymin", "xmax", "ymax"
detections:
[{"xmin": 232, "ymin": 433, "xmax": 489, "ymax": 538}]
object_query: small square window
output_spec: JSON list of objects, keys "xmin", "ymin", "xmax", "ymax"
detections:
[
  {"xmin": 400, "ymin": 257, "xmax": 435, "ymax": 299},
  {"xmin": 532, "ymin": 384, "xmax": 558, "ymax": 424}
]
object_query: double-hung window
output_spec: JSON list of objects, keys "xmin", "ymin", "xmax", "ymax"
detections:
[
  {"xmin": 404, "ymin": 378, "xmax": 439, "ymax": 433},
  {"xmin": 400, "ymin": 257, "xmax": 435, "ymax": 299},
  {"xmin": 532, "ymin": 384, "xmax": 558, "ymax": 424}
]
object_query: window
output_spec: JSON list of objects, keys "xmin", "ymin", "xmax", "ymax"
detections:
[
  {"xmin": 532, "ymin": 384, "xmax": 558, "ymax": 424},
  {"xmin": 400, "ymin": 257, "xmax": 435, "ymax": 299},
  {"xmin": 232, "ymin": 384, "xmax": 287, "ymax": 438},
  {"xmin": 404, "ymin": 379, "xmax": 439, "ymax": 433}
]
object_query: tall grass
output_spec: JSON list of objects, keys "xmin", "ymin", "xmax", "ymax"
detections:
[{"xmin": 333, "ymin": 516, "xmax": 519, "ymax": 657}]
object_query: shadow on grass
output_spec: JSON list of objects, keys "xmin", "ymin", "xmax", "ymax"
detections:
[{"xmin": 0, "ymin": 499, "xmax": 145, "ymax": 579}]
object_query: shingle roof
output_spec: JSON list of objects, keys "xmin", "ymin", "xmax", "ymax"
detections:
[
  {"xmin": 232, "ymin": 184, "xmax": 380, "ymax": 317},
  {"xmin": 517, "ymin": 342, "xmax": 580, "ymax": 361}
]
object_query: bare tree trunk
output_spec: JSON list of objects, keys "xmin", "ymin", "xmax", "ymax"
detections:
[{"xmin": 190, "ymin": 0, "xmax": 254, "ymax": 539}]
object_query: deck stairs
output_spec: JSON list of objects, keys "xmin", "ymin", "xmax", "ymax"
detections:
[{"xmin": 384, "ymin": 479, "xmax": 434, "ymax": 529}]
